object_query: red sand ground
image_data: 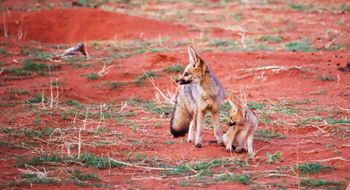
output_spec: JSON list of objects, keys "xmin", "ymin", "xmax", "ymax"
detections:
[{"xmin": 0, "ymin": 1, "xmax": 350, "ymax": 189}]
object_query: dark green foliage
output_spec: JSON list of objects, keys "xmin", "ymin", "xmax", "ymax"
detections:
[
  {"xmin": 297, "ymin": 162, "xmax": 335, "ymax": 174},
  {"xmin": 247, "ymin": 102, "xmax": 265, "ymax": 110},
  {"xmin": 301, "ymin": 178, "xmax": 345, "ymax": 187},
  {"xmin": 215, "ymin": 173, "xmax": 251, "ymax": 185},
  {"xmin": 16, "ymin": 152, "xmax": 125, "ymax": 169}
]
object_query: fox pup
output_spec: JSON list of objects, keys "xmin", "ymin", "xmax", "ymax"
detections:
[
  {"xmin": 223, "ymin": 95, "xmax": 258, "ymax": 155},
  {"xmin": 170, "ymin": 46, "xmax": 225, "ymax": 147}
]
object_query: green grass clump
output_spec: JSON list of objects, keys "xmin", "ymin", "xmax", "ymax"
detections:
[
  {"xmin": 134, "ymin": 71, "xmax": 159, "ymax": 86},
  {"xmin": 301, "ymin": 178, "xmax": 345, "ymax": 187},
  {"xmin": 297, "ymin": 162, "xmax": 335, "ymax": 174},
  {"xmin": 215, "ymin": 173, "xmax": 251, "ymax": 185},
  {"xmin": 5, "ymin": 66, "xmax": 29, "ymax": 76},
  {"xmin": 103, "ymin": 81, "xmax": 127, "ymax": 90},
  {"xmin": 289, "ymin": 3, "xmax": 313, "ymax": 11},
  {"xmin": 210, "ymin": 39, "xmax": 236, "ymax": 47},
  {"xmin": 284, "ymin": 40, "xmax": 314, "ymax": 52},
  {"xmin": 265, "ymin": 151, "xmax": 283, "ymax": 163},
  {"xmin": 16, "ymin": 152, "xmax": 125, "ymax": 169},
  {"xmin": 0, "ymin": 48, "xmax": 8, "ymax": 55},
  {"xmin": 254, "ymin": 129, "xmax": 286, "ymax": 141},
  {"xmin": 326, "ymin": 118, "xmax": 350, "ymax": 125},
  {"xmin": 164, "ymin": 64, "xmax": 185, "ymax": 73},
  {"xmin": 21, "ymin": 173, "xmax": 58, "ymax": 184},
  {"xmin": 70, "ymin": 170, "xmax": 101, "ymax": 181},
  {"xmin": 82, "ymin": 72, "xmax": 99, "ymax": 80},
  {"xmin": 22, "ymin": 59, "xmax": 59, "ymax": 71},
  {"xmin": 27, "ymin": 93, "xmax": 47, "ymax": 104},
  {"xmin": 259, "ymin": 36, "xmax": 282, "ymax": 43},
  {"xmin": 247, "ymin": 102, "xmax": 265, "ymax": 110}
]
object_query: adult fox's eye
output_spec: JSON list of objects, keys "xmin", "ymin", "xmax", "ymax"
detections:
[{"xmin": 184, "ymin": 72, "xmax": 189, "ymax": 76}]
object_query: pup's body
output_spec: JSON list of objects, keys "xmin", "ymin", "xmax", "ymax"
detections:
[
  {"xmin": 223, "ymin": 95, "xmax": 258, "ymax": 154},
  {"xmin": 170, "ymin": 46, "xmax": 224, "ymax": 147}
]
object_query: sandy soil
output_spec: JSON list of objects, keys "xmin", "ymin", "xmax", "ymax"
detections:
[{"xmin": 0, "ymin": 0, "xmax": 350, "ymax": 189}]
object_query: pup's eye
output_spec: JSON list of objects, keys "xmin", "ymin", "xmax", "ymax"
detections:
[
  {"xmin": 230, "ymin": 117, "xmax": 232, "ymax": 120},
  {"xmin": 184, "ymin": 72, "xmax": 189, "ymax": 76}
]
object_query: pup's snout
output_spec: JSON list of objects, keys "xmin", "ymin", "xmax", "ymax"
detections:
[{"xmin": 228, "ymin": 121, "xmax": 236, "ymax": 126}]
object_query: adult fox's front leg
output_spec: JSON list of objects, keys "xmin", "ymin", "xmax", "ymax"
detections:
[
  {"xmin": 212, "ymin": 111, "xmax": 224, "ymax": 145},
  {"xmin": 195, "ymin": 109, "xmax": 205, "ymax": 148}
]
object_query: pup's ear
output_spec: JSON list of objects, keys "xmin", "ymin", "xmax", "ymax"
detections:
[
  {"xmin": 228, "ymin": 100, "xmax": 237, "ymax": 111},
  {"xmin": 188, "ymin": 46, "xmax": 200, "ymax": 67}
]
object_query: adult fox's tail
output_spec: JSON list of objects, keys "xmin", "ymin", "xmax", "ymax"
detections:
[{"xmin": 170, "ymin": 100, "xmax": 190, "ymax": 137}]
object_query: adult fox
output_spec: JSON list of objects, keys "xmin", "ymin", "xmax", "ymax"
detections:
[{"xmin": 170, "ymin": 46, "xmax": 224, "ymax": 148}]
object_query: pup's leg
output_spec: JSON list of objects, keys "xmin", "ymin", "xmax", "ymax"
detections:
[
  {"xmin": 225, "ymin": 127, "xmax": 238, "ymax": 152},
  {"xmin": 246, "ymin": 133, "xmax": 254, "ymax": 155}
]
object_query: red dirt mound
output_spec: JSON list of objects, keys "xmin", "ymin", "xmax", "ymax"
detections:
[{"xmin": 0, "ymin": 8, "xmax": 191, "ymax": 44}]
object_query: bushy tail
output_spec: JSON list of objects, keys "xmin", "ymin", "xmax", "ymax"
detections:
[{"xmin": 170, "ymin": 101, "xmax": 191, "ymax": 137}]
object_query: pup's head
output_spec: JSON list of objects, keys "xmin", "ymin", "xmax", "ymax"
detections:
[
  {"xmin": 176, "ymin": 46, "xmax": 208, "ymax": 85},
  {"xmin": 227, "ymin": 96, "xmax": 244, "ymax": 126}
]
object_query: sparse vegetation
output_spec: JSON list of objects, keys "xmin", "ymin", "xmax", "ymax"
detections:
[
  {"xmin": 284, "ymin": 40, "xmax": 314, "ymax": 52},
  {"xmin": 254, "ymin": 129, "xmax": 286, "ymax": 141},
  {"xmin": 301, "ymin": 178, "xmax": 345, "ymax": 187},
  {"xmin": 265, "ymin": 151, "xmax": 283, "ymax": 163},
  {"xmin": 297, "ymin": 162, "xmax": 335, "ymax": 174},
  {"xmin": 164, "ymin": 64, "xmax": 185, "ymax": 73},
  {"xmin": 289, "ymin": 3, "xmax": 314, "ymax": 11},
  {"xmin": 82, "ymin": 72, "xmax": 99, "ymax": 80},
  {"xmin": 259, "ymin": 36, "xmax": 282, "ymax": 43},
  {"xmin": 103, "ymin": 81, "xmax": 127, "ymax": 90}
]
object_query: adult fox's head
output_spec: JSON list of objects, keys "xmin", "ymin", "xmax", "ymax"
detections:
[{"xmin": 176, "ymin": 46, "xmax": 208, "ymax": 85}]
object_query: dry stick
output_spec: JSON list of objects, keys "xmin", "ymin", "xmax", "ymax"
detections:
[
  {"xmin": 309, "ymin": 157, "xmax": 350, "ymax": 163},
  {"xmin": 3, "ymin": 13, "xmax": 8, "ymax": 38},
  {"xmin": 49, "ymin": 65, "xmax": 53, "ymax": 109},
  {"xmin": 73, "ymin": 111, "xmax": 78, "ymax": 130},
  {"xmin": 149, "ymin": 77, "xmax": 175, "ymax": 105},
  {"xmin": 78, "ymin": 127, "xmax": 82, "ymax": 157},
  {"xmin": 96, "ymin": 102, "xmax": 103, "ymax": 131},
  {"xmin": 109, "ymin": 158, "xmax": 175, "ymax": 171},
  {"xmin": 41, "ymin": 89, "xmax": 46, "ymax": 109},
  {"xmin": 55, "ymin": 78, "xmax": 59, "ymax": 109},
  {"xmin": 83, "ymin": 107, "xmax": 89, "ymax": 130}
]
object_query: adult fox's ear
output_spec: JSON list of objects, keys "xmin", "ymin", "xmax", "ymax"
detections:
[{"xmin": 188, "ymin": 45, "xmax": 201, "ymax": 67}]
